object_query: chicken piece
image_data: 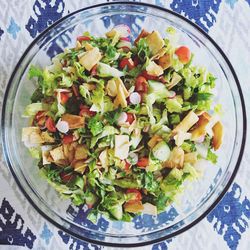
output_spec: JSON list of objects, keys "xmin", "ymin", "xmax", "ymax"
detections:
[
  {"xmin": 79, "ymin": 47, "xmax": 102, "ymax": 71},
  {"xmin": 146, "ymin": 61, "xmax": 163, "ymax": 76},
  {"xmin": 145, "ymin": 31, "xmax": 165, "ymax": 55},
  {"xmin": 134, "ymin": 29, "xmax": 150, "ymax": 44},
  {"xmin": 148, "ymin": 135, "xmax": 162, "ymax": 149},
  {"xmin": 22, "ymin": 127, "xmax": 44, "ymax": 146},
  {"xmin": 191, "ymin": 112, "xmax": 211, "ymax": 141},
  {"xmin": 74, "ymin": 144, "xmax": 88, "ymax": 160},
  {"xmin": 61, "ymin": 114, "xmax": 85, "ymax": 129},
  {"xmin": 184, "ymin": 152, "xmax": 198, "ymax": 164},
  {"xmin": 172, "ymin": 111, "xmax": 199, "ymax": 136},
  {"xmin": 114, "ymin": 135, "xmax": 130, "ymax": 160},
  {"xmin": 164, "ymin": 147, "xmax": 184, "ymax": 169},
  {"xmin": 158, "ymin": 53, "xmax": 171, "ymax": 70},
  {"xmin": 212, "ymin": 121, "xmax": 223, "ymax": 150},
  {"xmin": 124, "ymin": 201, "xmax": 144, "ymax": 213}
]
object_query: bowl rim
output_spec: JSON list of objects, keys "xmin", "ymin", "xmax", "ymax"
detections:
[{"xmin": 1, "ymin": 1, "xmax": 247, "ymax": 247}]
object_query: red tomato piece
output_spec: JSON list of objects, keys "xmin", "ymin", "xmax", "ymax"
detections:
[
  {"xmin": 175, "ymin": 46, "xmax": 191, "ymax": 64},
  {"xmin": 77, "ymin": 36, "xmax": 91, "ymax": 42},
  {"xmin": 126, "ymin": 189, "xmax": 142, "ymax": 201},
  {"xmin": 62, "ymin": 134, "xmax": 74, "ymax": 144},
  {"xmin": 35, "ymin": 111, "xmax": 46, "ymax": 122},
  {"xmin": 124, "ymin": 161, "xmax": 131, "ymax": 172},
  {"xmin": 90, "ymin": 64, "xmax": 98, "ymax": 76},
  {"xmin": 60, "ymin": 172, "xmax": 74, "ymax": 183},
  {"xmin": 60, "ymin": 92, "xmax": 70, "ymax": 104},
  {"xmin": 79, "ymin": 105, "xmax": 96, "ymax": 117},
  {"xmin": 126, "ymin": 113, "xmax": 135, "ymax": 124},
  {"xmin": 45, "ymin": 117, "xmax": 57, "ymax": 132},
  {"xmin": 135, "ymin": 76, "xmax": 148, "ymax": 93},
  {"xmin": 137, "ymin": 157, "xmax": 149, "ymax": 168},
  {"xmin": 119, "ymin": 58, "xmax": 135, "ymax": 70}
]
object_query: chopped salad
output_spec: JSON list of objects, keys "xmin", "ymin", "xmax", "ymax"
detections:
[{"xmin": 22, "ymin": 25, "xmax": 223, "ymax": 222}]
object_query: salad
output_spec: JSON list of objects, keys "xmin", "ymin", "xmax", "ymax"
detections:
[{"xmin": 22, "ymin": 25, "xmax": 223, "ymax": 222}]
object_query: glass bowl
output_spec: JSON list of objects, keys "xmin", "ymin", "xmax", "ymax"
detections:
[{"xmin": 1, "ymin": 2, "xmax": 246, "ymax": 247}]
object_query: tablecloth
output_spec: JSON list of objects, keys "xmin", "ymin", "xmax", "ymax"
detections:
[{"xmin": 0, "ymin": 0, "xmax": 250, "ymax": 249}]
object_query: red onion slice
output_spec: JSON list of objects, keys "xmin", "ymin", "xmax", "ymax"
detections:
[
  {"xmin": 117, "ymin": 112, "xmax": 128, "ymax": 126},
  {"xmin": 168, "ymin": 90, "xmax": 176, "ymax": 99},
  {"xmin": 117, "ymin": 41, "xmax": 132, "ymax": 50},
  {"xmin": 120, "ymin": 37, "xmax": 130, "ymax": 41},
  {"xmin": 129, "ymin": 92, "xmax": 141, "ymax": 105},
  {"xmin": 127, "ymin": 152, "xmax": 139, "ymax": 165},
  {"xmin": 56, "ymin": 119, "xmax": 69, "ymax": 134},
  {"xmin": 114, "ymin": 24, "xmax": 131, "ymax": 37}
]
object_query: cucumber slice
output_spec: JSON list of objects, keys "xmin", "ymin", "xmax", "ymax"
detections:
[{"xmin": 152, "ymin": 141, "xmax": 170, "ymax": 161}]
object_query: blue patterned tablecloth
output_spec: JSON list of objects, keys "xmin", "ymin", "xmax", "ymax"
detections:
[{"xmin": 0, "ymin": 0, "xmax": 250, "ymax": 249}]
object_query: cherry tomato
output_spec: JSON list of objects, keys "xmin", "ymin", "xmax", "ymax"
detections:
[
  {"xmin": 77, "ymin": 36, "xmax": 91, "ymax": 42},
  {"xmin": 79, "ymin": 105, "xmax": 96, "ymax": 117},
  {"xmin": 60, "ymin": 92, "xmax": 70, "ymax": 104},
  {"xmin": 62, "ymin": 134, "xmax": 74, "ymax": 144},
  {"xmin": 60, "ymin": 172, "xmax": 74, "ymax": 183},
  {"xmin": 119, "ymin": 58, "xmax": 135, "ymax": 70},
  {"xmin": 135, "ymin": 76, "xmax": 148, "ymax": 93},
  {"xmin": 175, "ymin": 46, "xmax": 191, "ymax": 64},
  {"xmin": 126, "ymin": 113, "xmax": 135, "ymax": 124},
  {"xmin": 90, "ymin": 64, "xmax": 98, "ymax": 76},
  {"xmin": 126, "ymin": 189, "xmax": 142, "ymax": 201},
  {"xmin": 137, "ymin": 157, "xmax": 149, "ymax": 168},
  {"xmin": 72, "ymin": 84, "xmax": 79, "ymax": 97},
  {"xmin": 141, "ymin": 70, "xmax": 158, "ymax": 81},
  {"xmin": 45, "ymin": 117, "xmax": 57, "ymax": 132},
  {"xmin": 124, "ymin": 161, "xmax": 131, "ymax": 172}
]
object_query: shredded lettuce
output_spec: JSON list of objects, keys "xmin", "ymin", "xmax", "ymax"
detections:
[
  {"xmin": 88, "ymin": 114, "xmax": 104, "ymax": 136},
  {"xmin": 23, "ymin": 26, "xmax": 221, "ymax": 222},
  {"xmin": 23, "ymin": 103, "xmax": 47, "ymax": 117}
]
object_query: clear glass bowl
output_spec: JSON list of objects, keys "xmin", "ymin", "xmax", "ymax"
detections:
[{"xmin": 1, "ymin": 2, "xmax": 246, "ymax": 247}]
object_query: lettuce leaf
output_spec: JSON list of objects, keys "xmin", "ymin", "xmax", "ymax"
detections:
[
  {"xmin": 88, "ymin": 114, "xmax": 104, "ymax": 136},
  {"xmin": 23, "ymin": 103, "xmax": 47, "ymax": 117}
]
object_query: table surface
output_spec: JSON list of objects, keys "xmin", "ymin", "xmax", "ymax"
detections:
[{"xmin": 0, "ymin": 0, "xmax": 250, "ymax": 249}]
